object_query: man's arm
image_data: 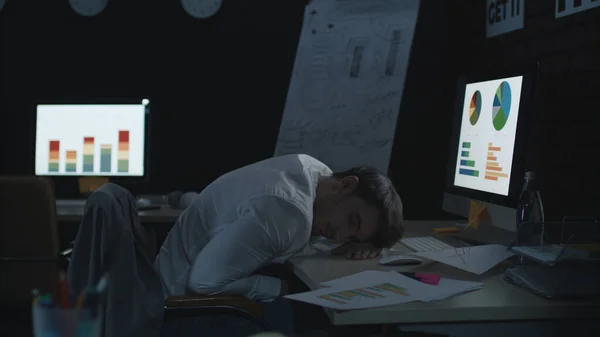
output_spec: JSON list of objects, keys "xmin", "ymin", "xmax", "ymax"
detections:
[{"xmin": 187, "ymin": 195, "xmax": 308, "ymax": 301}]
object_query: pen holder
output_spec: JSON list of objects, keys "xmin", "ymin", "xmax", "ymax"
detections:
[{"xmin": 32, "ymin": 304, "xmax": 101, "ymax": 337}]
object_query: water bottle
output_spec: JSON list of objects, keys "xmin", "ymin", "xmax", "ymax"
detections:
[{"xmin": 516, "ymin": 171, "xmax": 545, "ymax": 246}]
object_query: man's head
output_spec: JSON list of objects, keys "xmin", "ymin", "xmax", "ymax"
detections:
[{"xmin": 312, "ymin": 166, "xmax": 404, "ymax": 248}]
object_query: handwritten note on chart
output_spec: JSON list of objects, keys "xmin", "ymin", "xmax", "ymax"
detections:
[{"xmin": 274, "ymin": 0, "xmax": 421, "ymax": 173}]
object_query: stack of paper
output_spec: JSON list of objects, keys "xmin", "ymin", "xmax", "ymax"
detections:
[{"xmin": 285, "ymin": 270, "xmax": 483, "ymax": 310}]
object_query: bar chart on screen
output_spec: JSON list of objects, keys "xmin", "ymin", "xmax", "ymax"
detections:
[
  {"xmin": 35, "ymin": 105, "xmax": 146, "ymax": 176},
  {"xmin": 453, "ymin": 76, "xmax": 523, "ymax": 196}
]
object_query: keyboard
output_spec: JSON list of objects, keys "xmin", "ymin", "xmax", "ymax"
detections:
[{"xmin": 400, "ymin": 236, "xmax": 454, "ymax": 252}]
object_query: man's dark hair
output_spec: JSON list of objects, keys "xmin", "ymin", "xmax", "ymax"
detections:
[{"xmin": 332, "ymin": 166, "xmax": 404, "ymax": 248}]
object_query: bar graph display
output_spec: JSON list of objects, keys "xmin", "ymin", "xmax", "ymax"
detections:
[
  {"xmin": 458, "ymin": 141, "xmax": 479, "ymax": 177},
  {"xmin": 35, "ymin": 104, "xmax": 146, "ymax": 176},
  {"xmin": 117, "ymin": 131, "xmax": 130, "ymax": 173},
  {"xmin": 485, "ymin": 142, "xmax": 509, "ymax": 181},
  {"xmin": 48, "ymin": 141, "xmax": 60, "ymax": 172},
  {"xmin": 65, "ymin": 151, "xmax": 77, "ymax": 172},
  {"xmin": 318, "ymin": 283, "xmax": 409, "ymax": 305},
  {"xmin": 100, "ymin": 144, "xmax": 112, "ymax": 173},
  {"xmin": 83, "ymin": 137, "xmax": 95, "ymax": 172},
  {"xmin": 453, "ymin": 76, "xmax": 523, "ymax": 196}
]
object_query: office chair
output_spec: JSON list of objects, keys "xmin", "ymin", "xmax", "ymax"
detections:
[
  {"xmin": 65, "ymin": 183, "xmax": 271, "ymax": 337},
  {"xmin": 0, "ymin": 176, "xmax": 71, "ymax": 335}
]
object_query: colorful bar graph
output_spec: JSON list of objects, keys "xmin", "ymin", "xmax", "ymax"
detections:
[
  {"xmin": 65, "ymin": 150, "xmax": 77, "ymax": 172},
  {"xmin": 459, "ymin": 168, "xmax": 479, "ymax": 177},
  {"xmin": 83, "ymin": 137, "xmax": 95, "ymax": 172},
  {"xmin": 317, "ymin": 282, "xmax": 410, "ymax": 305},
  {"xmin": 372, "ymin": 283, "xmax": 408, "ymax": 296},
  {"xmin": 485, "ymin": 142, "xmax": 508, "ymax": 181},
  {"xmin": 48, "ymin": 140, "xmax": 60, "ymax": 172},
  {"xmin": 458, "ymin": 141, "xmax": 479, "ymax": 177},
  {"xmin": 318, "ymin": 295, "xmax": 345, "ymax": 304},
  {"xmin": 100, "ymin": 144, "xmax": 112, "ymax": 173},
  {"xmin": 117, "ymin": 130, "xmax": 129, "ymax": 173}
]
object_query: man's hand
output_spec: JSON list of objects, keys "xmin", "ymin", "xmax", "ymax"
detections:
[{"xmin": 331, "ymin": 242, "xmax": 382, "ymax": 260}]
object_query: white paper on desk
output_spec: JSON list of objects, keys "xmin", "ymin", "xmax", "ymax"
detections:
[
  {"xmin": 273, "ymin": 0, "xmax": 420, "ymax": 173},
  {"xmin": 286, "ymin": 271, "xmax": 484, "ymax": 310},
  {"xmin": 285, "ymin": 271, "xmax": 435, "ymax": 310},
  {"xmin": 321, "ymin": 270, "xmax": 484, "ymax": 301},
  {"xmin": 409, "ymin": 245, "xmax": 514, "ymax": 275}
]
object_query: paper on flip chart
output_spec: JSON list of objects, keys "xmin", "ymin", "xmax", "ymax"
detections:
[
  {"xmin": 273, "ymin": 0, "xmax": 421, "ymax": 173},
  {"xmin": 285, "ymin": 271, "xmax": 483, "ymax": 310},
  {"xmin": 409, "ymin": 244, "xmax": 514, "ymax": 275}
]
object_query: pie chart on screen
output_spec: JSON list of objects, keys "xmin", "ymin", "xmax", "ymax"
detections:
[
  {"xmin": 469, "ymin": 90, "xmax": 482, "ymax": 125},
  {"xmin": 493, "ymin": 81, "xmax": 511, "ymax": 131}
]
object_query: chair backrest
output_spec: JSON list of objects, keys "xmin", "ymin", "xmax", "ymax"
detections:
[
  {"xmin": 0, "ymin": 176, "xmax": 60, "ymax": 308},
  {"xmin": 68, "ymin": 183, "xmax": 164, "ymax": 337}
]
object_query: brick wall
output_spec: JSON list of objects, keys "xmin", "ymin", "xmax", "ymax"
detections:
[{"xmin": 456, "ymin": 1, "xmax": 600, "ymax": 220}]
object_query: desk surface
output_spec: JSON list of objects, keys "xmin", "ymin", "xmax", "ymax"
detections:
[
  {"xmin": 56, "ymin": 204, "xmax": 181, "ymax": 223},
  {"xmin": 287, "ymin": 221, "xmax": 600, "ymax": 326}
]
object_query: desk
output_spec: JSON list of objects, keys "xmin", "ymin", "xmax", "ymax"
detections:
[
  {"xmin": 287, "ymin": 221, "xmax": 600, "ymax": 326},
  {"xmin": 56, "ymin": 205, "xmax": 182, "ymax": 223}
]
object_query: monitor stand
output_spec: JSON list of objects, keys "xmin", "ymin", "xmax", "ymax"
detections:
[{"xmin": 443, "ymin": 192, "xmax": 517, "ymax": 232}]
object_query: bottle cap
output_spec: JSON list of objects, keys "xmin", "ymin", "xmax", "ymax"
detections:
[{"xmin": 524, "ymin": 171, "xmax": 536, "ymax": 180}]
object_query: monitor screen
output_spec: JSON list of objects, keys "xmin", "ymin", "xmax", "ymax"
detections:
[
  {"xmin": 35, "ymin": 104, "xmax": 146, "ymax": 177},
  {"xmin": 452, "ymin": 75, "xmax": 523, "ymax": 196}
]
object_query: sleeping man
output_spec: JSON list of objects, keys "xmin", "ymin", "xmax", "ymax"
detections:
[{"xmin": 154, "ymin": 153, "xmax": 404, "ymax": 301}]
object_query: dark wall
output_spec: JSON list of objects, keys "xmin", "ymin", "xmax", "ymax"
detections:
[
  {"xmin": 3, "ymin": 1, "xmax": 597, "ymax": 221},
  {"xmin": 0, "ymin": 0, "xmax": 307, "ymax": 192},
  {"xmin": 456, "ymin": 1, "xmax": 600, "ymax": 220},
  {"xmin": 1, "ymin": 0, "xmax": 458, "ymax": 220}
]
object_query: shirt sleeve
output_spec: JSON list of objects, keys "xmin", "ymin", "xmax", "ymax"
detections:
[{"xmin": 187, "ymin": 195, "xmax": 309, "ymax": 302}]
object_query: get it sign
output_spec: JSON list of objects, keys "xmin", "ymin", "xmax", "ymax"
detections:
[{"xmin": 486, "ymin": 0, "xmax": 525, "ymax": 38}]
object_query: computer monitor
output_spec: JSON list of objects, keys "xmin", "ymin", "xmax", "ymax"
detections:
[
  {"xmin": 443, "ymin": 70, "xmax": 535, "ymax": 232},
  {"xmin": 35, "ymin": 101, "xmax": 150, "ymax": 179}
]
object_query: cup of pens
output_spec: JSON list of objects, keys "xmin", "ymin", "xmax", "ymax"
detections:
[{"xmin": 32, "ymin": 273, "xmax": 107, "ymax": 337}]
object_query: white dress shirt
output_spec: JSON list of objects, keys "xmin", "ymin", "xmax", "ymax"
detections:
[{"xmin": 154, "ymin": 154, "xmax": 332, "ymax": 301}]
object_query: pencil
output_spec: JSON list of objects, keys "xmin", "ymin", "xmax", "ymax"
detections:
[
  {"xmin": 58, "ymin": 271, "xmax": 69, "ymax": 308},
  {"xmin": 75, "ymin": 288, "xmax": 88, "ymax": 309}
]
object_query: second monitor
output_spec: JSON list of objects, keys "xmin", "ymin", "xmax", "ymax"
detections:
[
  {"xmin": 35, "ymin": 102, "xmax": 149, "ymax": 178},
  {"xmin": 443, "ymin": 70, "xmax": 535, "ymax": 231},
  {"xmin": 453, "ymin": 76, "xmax": 523, "ymax": 197}
]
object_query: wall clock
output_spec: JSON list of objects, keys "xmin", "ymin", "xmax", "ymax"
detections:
[
  {"xmin": 69, "ymin": 0, "xmax": 108, "ymax": 17},
  {"xmin": 181, "ymin": 0, "xmax": 223, "ymax": 19}
]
